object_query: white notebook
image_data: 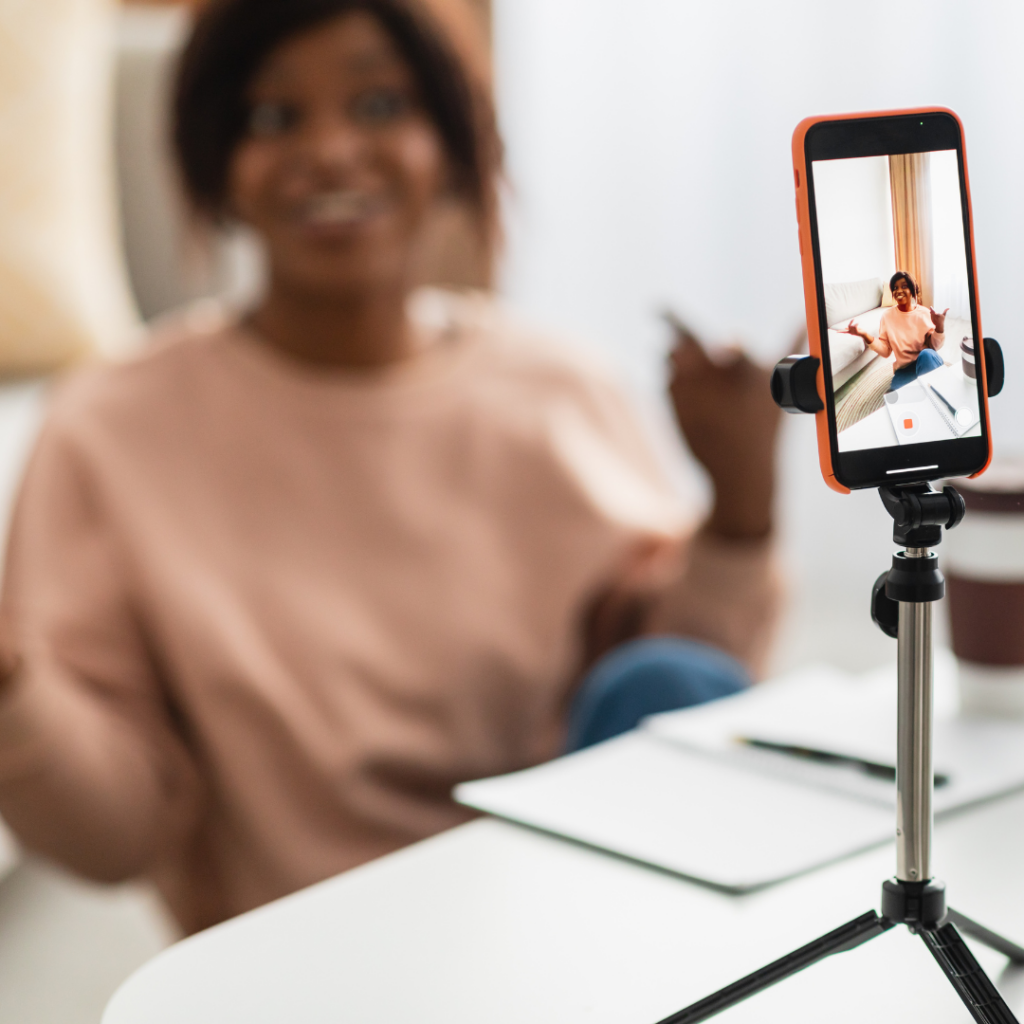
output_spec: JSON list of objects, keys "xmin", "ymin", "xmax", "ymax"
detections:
[
  {"xmin": 922, "ymin": 364, "xmax": 982, "ymax": 436},
  {"xmin": 645, "ymin": 660, "xmax": 1024, "ymax": 815},
  {"xmin": 883, "ymin": 364, "xmax": 982, "ymax": 444},
  {"xmin": 456, "ymin": 730, "xmax": 894, "ymax": 891},
  {"xmin": 883, "ymin": 380, "xmax": 955, "ymax": 444},
  {"xmin": 455, "ymin": 657, "xmax": 1024, "ymax": 891}
]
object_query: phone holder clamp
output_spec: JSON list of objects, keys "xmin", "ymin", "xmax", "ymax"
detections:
[
  {"xmin": 984, "ymin": 337, "xmax": 1005, "ymax": 397},
  {"xmin": 770, "ymin": 355, "xmax": 823, "ymax": 413}
]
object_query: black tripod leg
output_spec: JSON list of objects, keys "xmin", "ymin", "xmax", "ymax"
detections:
[
  {"xmin": 920, "ymin": 922, "xmax": 1021, "ymax": 1024},
  {"xmin": 949, "ymin": 910, "xmax": 1024, "ymax": 965},
  {"xmin": 656, "ymin": 911, "xmax": 891, "ymax": 1024}
]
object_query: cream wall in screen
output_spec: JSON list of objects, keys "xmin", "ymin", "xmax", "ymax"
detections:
[{"xmin": 813, "ymin": 156, "xmax": 896, "ymax": 287}]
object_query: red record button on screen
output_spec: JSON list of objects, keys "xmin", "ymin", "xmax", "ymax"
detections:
[{"xmin": 899, "ymin": 414, "xmax": 920, "ymax": 438}]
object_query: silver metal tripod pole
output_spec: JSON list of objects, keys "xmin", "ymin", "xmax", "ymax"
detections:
[{"xmin": 895, "ymin": 546, "xmax": 933, "ymax": 883}]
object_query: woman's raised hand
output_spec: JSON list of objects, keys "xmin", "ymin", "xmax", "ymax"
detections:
[
  {"xmin": 666, "ymin": 319, "xmax": 780, "ymax": 540},
  {"xmin": 840, "ymin": 319, "xmax": 868, "ymax": 342},
  {"xmin": 929, "ymin": 307, "xmax": 950, "ymax": 333}
]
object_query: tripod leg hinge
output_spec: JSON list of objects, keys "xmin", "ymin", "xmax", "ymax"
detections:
[{"xmin": 882, "ymin": 878, "xmax": 947, "ymax": 931}]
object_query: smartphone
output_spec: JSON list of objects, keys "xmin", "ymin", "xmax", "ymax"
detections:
[{"xmin": 793, "ymin": 108, "xmax": 992, "ymax": 493}]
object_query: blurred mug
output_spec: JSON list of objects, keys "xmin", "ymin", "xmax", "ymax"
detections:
[
  {"xmin": 946, "ymin": 465, "xmax": 1024, "ymax": 716},
  {"xmin": 961, "ymin": 337, "xmax": 976, "ymax": 379}
]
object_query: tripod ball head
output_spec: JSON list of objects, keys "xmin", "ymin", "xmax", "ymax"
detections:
[{"xmin": 879, "ymin": 484, "xmax": 966, "ymax": 549}]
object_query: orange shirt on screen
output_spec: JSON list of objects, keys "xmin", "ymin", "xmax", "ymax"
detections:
[{"xmin": 876, "ymin": 303, "xmax": 945, "ymax": 369}]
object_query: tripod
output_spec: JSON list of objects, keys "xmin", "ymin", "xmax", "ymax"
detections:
[{"xmin": 657, "ymin": 483, "xmax": 1024, "ymax": 1024}]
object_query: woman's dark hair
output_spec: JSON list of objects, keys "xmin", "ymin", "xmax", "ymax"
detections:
[
  {"xmin": 173, "ymin": 0, "xmax": 501, "ymax": 245},
  {"xmin": 889, "ymin": 271, "xmax": 918, "ymax": 298}
]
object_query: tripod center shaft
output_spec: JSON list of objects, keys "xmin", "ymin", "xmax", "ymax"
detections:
[{"xmin": 896, "ymin": 598, "xmax": 933, "ymax": 882}]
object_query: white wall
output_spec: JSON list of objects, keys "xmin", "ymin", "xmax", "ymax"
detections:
[
  {"xmin": 814, "ymin": 156, "xmax": 895, "ymax": 287},
  {"xmin": 493, "ymin": 0, "xmax": 1024, "ymax": 674},
  {"xmin": 931, "ymin": 149, "xmax": 971, "ymax": 321}
]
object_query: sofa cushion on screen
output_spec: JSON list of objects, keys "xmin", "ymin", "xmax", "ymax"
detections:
[
  {"xmin": 823, "ymin": 278, "xmax": 884, "ymax": 329},
  {"xmin": 0, "ymin": 0, "xmax": 139, "ymax": 374},
  {"xmin": 827, "ymin": 305, "xmax": 888, "ymax": 380},
  {"xmin": 828, "ymin": 328, "xmax": 869, "ymax": 378}
]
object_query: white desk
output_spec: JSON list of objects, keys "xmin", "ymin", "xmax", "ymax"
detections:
[{"xmin": 103, "ymin": 791, "xmax": 1024, "ymax": 1024}]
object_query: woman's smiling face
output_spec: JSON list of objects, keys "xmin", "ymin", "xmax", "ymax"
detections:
[
  {"xmin": 227, "ymin": 12, "xmax": 449, "ymax": 297},
  {"xmin": 892, "ymin": 277, "xmax": 914, "ymax": 308}
]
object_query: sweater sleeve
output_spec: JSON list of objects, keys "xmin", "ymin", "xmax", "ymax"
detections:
[
  {"xmin": 559, "ymin": 356, "xmax": 783, "ymax": 680},
  {"xmin": 581, "ymin": 526, "xmax": 783, "ymax": 681},
  {"xmin": 643, "ymin": 528, "xmax": 783, "ymax": 679},
  {"xmin": 876, "ymin": 314, "xmax": 893, "ymax": 358},
  {"xmin": 0, "ymin": 414, "xmax": 204, "ymax": 882}
]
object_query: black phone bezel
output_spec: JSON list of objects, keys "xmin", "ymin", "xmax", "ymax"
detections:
[{"xmin": 803, "ymin": 111, "xmax": 988, "ymax": 491}]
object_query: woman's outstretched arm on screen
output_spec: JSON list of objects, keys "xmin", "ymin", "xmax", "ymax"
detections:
[{"xmin": 841, "ymin": 320, "xmax": 890, "ymax": 357}]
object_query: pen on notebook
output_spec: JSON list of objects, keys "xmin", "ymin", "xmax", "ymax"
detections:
[
  {"xmin": 928, "ymin": 383, "xmax": 960, "ymax": 419},
  {"xmin": 735, "ymin": 736, "xmax": 950, "ymax": 788}
]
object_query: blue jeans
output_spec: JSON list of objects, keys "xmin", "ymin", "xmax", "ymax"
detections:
[
  {"xmin": 890, "ymin": 348, "xmax": 943, "ymax": 390},
  {"xmin": 565, "ymin": 637, "xmax": 751, "ymax": 753}
]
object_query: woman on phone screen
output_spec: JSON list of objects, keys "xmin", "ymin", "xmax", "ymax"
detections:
[
  {"xmin": 843, "ymin": 271, "xmax": 948, "ymax": 390},
  {"xmin": 0, "ymin": 0, "xmax": 780, "ymax": 934}
]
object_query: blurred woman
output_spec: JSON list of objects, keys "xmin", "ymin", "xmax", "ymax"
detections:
[{"xmin": 0, "ymin": 0, "xmax": 780, "ymax": 933}]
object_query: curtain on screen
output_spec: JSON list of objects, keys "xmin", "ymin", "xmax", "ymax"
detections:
[{"xmin": 888, "ymin": 153, "xmax": 933, "ymax": 308}]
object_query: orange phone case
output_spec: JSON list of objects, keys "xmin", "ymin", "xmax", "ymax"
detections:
[{"xmin": 792, "ymin": 108, "xmax": 992, "ymax": 494}]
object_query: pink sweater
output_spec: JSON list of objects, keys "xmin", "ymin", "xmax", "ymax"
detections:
[
  {"xmin": 876, "ymin": 304, "xmax": 945, "ymax": 369},
  {"xmin": 0, "ymin": 292, "xmax": 779, "ymax": 932}
]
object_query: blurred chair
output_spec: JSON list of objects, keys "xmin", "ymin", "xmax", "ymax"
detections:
[{"xmin": 114, "ymin": 6, "xmax": 256, "ymax": 320}]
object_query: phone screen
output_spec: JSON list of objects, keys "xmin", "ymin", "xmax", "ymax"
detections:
[{"xmin": 804, "ymin": 113, "xmax": 988, "ymax": 490}]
